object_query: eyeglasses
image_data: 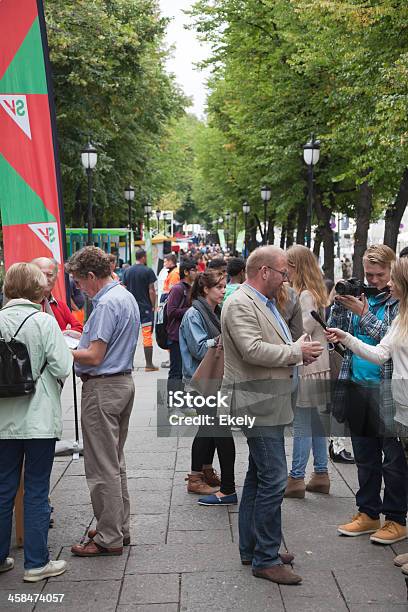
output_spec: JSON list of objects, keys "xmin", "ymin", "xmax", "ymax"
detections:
[{"xmin": 259, "ymin": 266, "xmax": 289, "ymax": 280}]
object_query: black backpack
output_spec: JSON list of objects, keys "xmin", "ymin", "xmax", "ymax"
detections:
[
  {"xmin": 155, "ymin": 287, "xmax": 188, "ymax": 350},
  {"xmin": 155, "ymin": 297, "xmax": 170, "ymax": 350},
  {"xmin": 0, "ymin": 311, "xmax": 46, "ymax": 398}
]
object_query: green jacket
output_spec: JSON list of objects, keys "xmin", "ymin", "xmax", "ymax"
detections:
[{"xmin": 0, "ymin": 299, "xmax": 73, "ymax": 439}]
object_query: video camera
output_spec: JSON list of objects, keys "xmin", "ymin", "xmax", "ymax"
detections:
[{"xmin": 335, "ymin": 278, "xmax": 389, "ymax": 298}]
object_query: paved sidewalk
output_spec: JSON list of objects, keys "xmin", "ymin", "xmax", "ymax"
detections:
[{"xmin": 1, "ymin": 341, "xmax": 407, "ymax": 611}]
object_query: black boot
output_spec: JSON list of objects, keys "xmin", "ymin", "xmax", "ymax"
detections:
[{"xmin": 144, "ymin": 347, "xmax": 158, "ymax": 372}]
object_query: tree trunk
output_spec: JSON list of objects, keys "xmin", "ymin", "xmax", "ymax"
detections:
[
  {"xmin": 286, "ymin": 215, "xmax": 295, "ymax": 248},
  {"xmin": 353, "ymin": 180, "xmax": 373, "ymax": 280},
  {"xmin": 383, "ymin": 167, "xmax": 408, "ymax": 251},
  {"xmin": 249, "ymin": 219, "xmax": 257, "ymax": 253},
  {"xmin": 313, "ymin": 226, "xmax": 322, "ymax": 258},
  {"xmin": 322, "ymin": 227, "xmax": 335, "ymax": 280},
  {"xmin": 313, "ymin": 194, "xmax": 335, "ymax": 280},
  {"xmin": 280, "ymin": 225, "xmax": 286, "ymax": 249},
  {"xmin": 296, "ymin": 204, "xmax": 307, "ymax": 244},
  {"xmin": 267, "ymin": 212, "xmax": 276, "ymax": 245}
]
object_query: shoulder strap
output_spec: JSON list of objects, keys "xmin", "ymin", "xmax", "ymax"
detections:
[
  {"xmin": 13, "ymin": 311, "xmax": 40, "ymax": 339},
  {"xmin": 0, "ymin": 309, "xmax": 48, "ymax": 377},
  {"xmin": 178, "ymin": 287, "xmax": 188, "ymax": 309}
]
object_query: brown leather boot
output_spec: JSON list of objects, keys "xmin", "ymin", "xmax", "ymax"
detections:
[
  {"xmin": 253, "ymin": 565, "xmax": 302, "ymax": 585},
  {"xmin": 306, "ymin": 472, "xmax": 330, "ymax": 494},
  {"xmin": 284, "ymin": 476, "xmax": 305, "ymax": 499},
  {"xmin": 202, "ymin": 467, "xmax": 221, "ymax": 487},
  {"xmin": 185, "ymin": 473, "xmax": 219, "ymax": 495}
]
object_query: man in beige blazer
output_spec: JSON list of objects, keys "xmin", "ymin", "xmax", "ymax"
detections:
[{"xmin": 221, "ymin": 246, "xmax": 323, "ymax": 585}]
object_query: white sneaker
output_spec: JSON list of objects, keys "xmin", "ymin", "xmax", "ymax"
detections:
[
  {"xmin": 23, "ymin": 560, "xmax": 67, "ymax": 583},
  {"xmin": 0, "ymin": 557, "xmax": 14, "ymax": 573}
]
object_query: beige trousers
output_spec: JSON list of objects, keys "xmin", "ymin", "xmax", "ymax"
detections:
[{"xmin": 81, "ymin": 374, "xmax": 135, "ymax": 548}]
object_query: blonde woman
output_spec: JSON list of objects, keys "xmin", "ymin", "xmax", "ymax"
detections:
[
  {"xmin": 327, "ymin": 257, "xmax": 408, "ymax": 559},
  {"xmin": 284, "ymin": 245, "xmax": 331, "ymax": 498},
  {"xmin": 0, "ymin": 263, "xmax": 73, "ymax": 581}
]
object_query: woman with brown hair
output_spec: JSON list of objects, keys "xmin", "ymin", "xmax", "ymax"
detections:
[
  {"xmin": 284, "ymin": 245, "xmax": 331, "ymax": 498},
  {"xmin": 179, "ymin": 270, "xmax": 237, "ymax": 506}
]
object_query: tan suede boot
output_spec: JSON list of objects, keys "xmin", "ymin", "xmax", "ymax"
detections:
[
  {"xmin": 306, "ymin": 472, "xmax": 330, "ymax": 494},
  {"xmin": 284, "ymin": 476, "xmax": 305, "ymax": 499},
  {"xmin": 185, "ymin": 473, "xmax": 219, "ymax": 495}
]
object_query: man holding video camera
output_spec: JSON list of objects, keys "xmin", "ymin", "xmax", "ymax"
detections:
[{"xmin": 328, "ymin": 245, "xmax": 407, "ymax": 544}]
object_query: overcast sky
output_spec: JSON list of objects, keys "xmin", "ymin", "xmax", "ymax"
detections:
[{"xmin": 159, "ymin": 0, "xmax": 211, "ymax": 118}]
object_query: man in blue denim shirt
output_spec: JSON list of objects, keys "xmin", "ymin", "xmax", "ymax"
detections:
[{"xmin": 66, "ymin": 247, "xmax": 140, "ymax": 558}]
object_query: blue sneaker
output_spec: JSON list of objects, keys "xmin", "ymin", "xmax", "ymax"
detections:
[{"xmin": 197, "ymin": 493, "xmax": 238, "ymax": 506}]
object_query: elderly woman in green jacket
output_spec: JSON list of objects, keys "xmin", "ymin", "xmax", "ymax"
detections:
[{"xmin": 0, "ymin": 263, "xmax": 73, "ymax": 583}]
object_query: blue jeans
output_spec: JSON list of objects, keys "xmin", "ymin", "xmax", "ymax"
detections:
[
  {"xmin": 0, "ymin": 439, "xmax": 56, "ymax": 569},
  {"xmin": 352, "ymin": 436, "xmax": 407, "ymax": 526},
  {"xmin": 239, "ymin": 426, "xmax": 287, "ymax": 569},
  {"xmin": 290, "ymin": 407, "xmax": 328, "ymax": 479}
]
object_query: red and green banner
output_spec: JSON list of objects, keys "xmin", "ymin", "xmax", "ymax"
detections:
[{"xmin": 0, "ymin": 0, "xmax": 66, "ymax": 301}]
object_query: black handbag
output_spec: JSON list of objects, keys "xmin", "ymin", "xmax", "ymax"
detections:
[{"xmin": 0, "ymin": 311, "xmax": 46, "ymax": 398}]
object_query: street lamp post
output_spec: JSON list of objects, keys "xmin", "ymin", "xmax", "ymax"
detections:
[
  {"xmin": 261, "ymin": 185, "xmax": 272, "ymax": 245},
  {"xmin": 242, "ymin": 202, "xmax": 250, "ymax": 257},
  {"xmin": 155, "ymin": 209, "xmax": 161, "ymax": 234},
  {"xmin": 81, "ymin": 141, "xmax": 98, "ymax": 245},
  {"xmin": 144, "ymin": 202, "xmax": 152, "ymax": 233},
  {"xmin": 337, "ymin": 212, "xmax": 341, "ymax": 260},
  {"xmin": 233, "ymin": 212, "xmax": 238, "ymax": 255},
  {"xmin": 163, "ymin": 212, "xmax": 170, "ymax": 236},
  {"xmin": 225, "ymin": 211, "xmax": 231, "ymax": 249},
  {"xmin": 303, "ymin": 134, "xmax": 321, "ymax": 248},
  {"xmin": 124, "ymin": 185, "xmax": 135, "ymax": 265}
]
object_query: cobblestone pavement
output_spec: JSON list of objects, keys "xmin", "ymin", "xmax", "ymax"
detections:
[{"xmin": 1, "ymin": 341, "xmax": 407, "ymax": 611}]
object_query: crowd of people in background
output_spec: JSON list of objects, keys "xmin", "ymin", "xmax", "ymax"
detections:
[{"xmin": 2, "ymin": 239, "xmax": 408, "ymax": 588}]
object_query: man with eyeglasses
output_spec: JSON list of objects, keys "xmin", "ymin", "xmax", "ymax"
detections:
[
  {"xmin": 31, "ymin": 257, "xmax": 83, "ymax": 334},
  {"xmin": 220, "ymin": 246, "xmax": 323, "ymax": 585}
]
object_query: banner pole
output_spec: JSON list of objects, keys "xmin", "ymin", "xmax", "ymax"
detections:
[
  {"xmin": 36, "ymin": 0, "xmax": 68, "ymax": 296},
  {"xmin": 71, "ymin": 365, "xmax": 80, "ymax": 460}
]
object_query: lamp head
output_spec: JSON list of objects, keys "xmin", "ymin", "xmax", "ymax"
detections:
[
  {"xmin": 81, "ymin": 141, "xmax": 97, "ymax": 170},
  {"xmin": 261, "ymin": 185, "xmax": 272, "ymax": 202},
  {"xmin": 303, "ymin": 135, "xmax": 321, "ymax": 166},
  {"xmin": 124, "ymin": 185, "xmax": 135, "ymax": 201}
]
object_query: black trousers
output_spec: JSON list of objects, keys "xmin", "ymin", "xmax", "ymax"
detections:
[
  {"xmin": 352, "ymin": 436, "xmax": 407, "ymax": 525},
  {"xmin": 346, "ymin": 383, "xmax": 408, "ymax": 525},
  {"xmin": 167, "ymin": 343, "xmax": 184, "ymax": 412},
  {"xmin": 168, "ymin": 341, "xmax": 183, "ymax": 381},
  {"xmin": 191, "ymin": 407, "xmax": 236, "ymax": 495}
]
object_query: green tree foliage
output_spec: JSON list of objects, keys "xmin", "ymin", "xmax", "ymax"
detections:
[
  {"xmin": 45, "ymin": 0, "xmax": 187, "ymax": 227},
  {"xmin": 190, "ymin": 0, "xmax": 408, "ymax": 275},
  {"xmin": 147, "ymin": 113, "xmax": 205, "ymax": 224}
]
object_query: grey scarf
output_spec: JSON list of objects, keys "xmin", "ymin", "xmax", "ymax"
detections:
[{"xmin": 192, "ymin": 296, "xmax": 221, "ymax": 339}]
